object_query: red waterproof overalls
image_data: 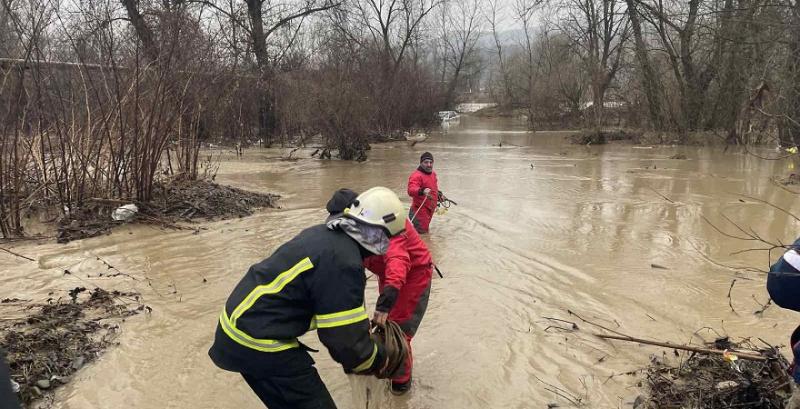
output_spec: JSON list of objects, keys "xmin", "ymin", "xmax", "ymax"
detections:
[
  {"xmin": 407, "ymin": 168, "xmax": 438, "ymax": 233},
  {"xmin": 364, "ymin": 219, "xmax": 433, "ymax": 384}
]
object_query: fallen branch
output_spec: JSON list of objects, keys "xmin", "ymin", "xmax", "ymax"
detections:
[
  {"xmin": 594, "ymin": 333, "xmax": 767, "ymax": 361},
  {"xmin": 0, "ymin": 246, "xmax": 35, "ymax": 261}
]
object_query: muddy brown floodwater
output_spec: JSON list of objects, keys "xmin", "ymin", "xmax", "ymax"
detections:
[{"xmin": 2, "ymin": 116, "xmax": 800, "ymax": 408}]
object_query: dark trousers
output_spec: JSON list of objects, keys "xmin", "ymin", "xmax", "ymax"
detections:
[
  {"xmin": 0, "ymin": 350, "xmax": 20, "ymax": 409},
  {"xmin": 242, "ymin": 366, "xmax": 337, "ymax": 409}
]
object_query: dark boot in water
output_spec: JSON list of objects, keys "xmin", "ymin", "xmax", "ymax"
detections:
[{"xmin": 390, "ymin": 378, "xmax": 412, "ymax": 396}]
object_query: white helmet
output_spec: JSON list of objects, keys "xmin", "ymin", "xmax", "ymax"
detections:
[{"xmin": 344, "ymin": 187, "xmax": 406, "ymax": 236}]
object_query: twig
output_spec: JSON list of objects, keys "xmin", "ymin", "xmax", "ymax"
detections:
[
  {"xmin": 688, "ymin": 240, "xmax": 763, "ymax": 274},
  {"xmin": 647, "ymin": 186, "xmax": 675, "ymax": 203},
  {"xmin": 567, "ymin": 310, "xmax": 628, "ymax": 338},
  {"xmin": 93, "ymin": 255, "xmax": 140, "ymax": 281},
  {"xmin": 701, "ymin": 215, "xmax": 752, "ymax": 241},
  {"xmin": 532, "ymin": 374, "xmax": 583, "ymax": 406},
  {"xmin": 542, "ymin": 316, "xmax": 580, "ymax": 330},
  {"xmin": 736, "ymin": 193, "xmax": 800, "ymax": 224},
  {"xmin": 753, "ymin": 296, "xmax": 772, "ymax": 315},
  {"xmin": 544, "ymin": 325, "xmax": 574, "ymax": 333},
  {"xmin": 727, "ymin": 279, "xmax": 737, "ymax": 314},
  {"xmin": 603, "ymin": 368, "xmax": 646, "ymax": 384}
]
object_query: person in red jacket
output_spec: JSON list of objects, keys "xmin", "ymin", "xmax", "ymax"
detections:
[
  {"xmin": 363, "ymin": 218, "xmax": 432, "ymax": 395},
  {"xmin": 326, "ymin": 190, "xmax": 433, "ymax": 396},
  {"xmin": 407, "ymin": 152, "xmax": 438, "ymax": 233}
]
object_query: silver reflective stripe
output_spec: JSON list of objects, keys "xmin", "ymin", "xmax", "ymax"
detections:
[
  {"xmin": 219, "ymin": 309, "xmax": 299, "ymax": 352},
  {"xmin": 314, "ymin": 306, "xmax": 368, "ymax": 328},
  {"xmin": 231, "ymin": 257, "xmax": 314, "ymax": 325}
]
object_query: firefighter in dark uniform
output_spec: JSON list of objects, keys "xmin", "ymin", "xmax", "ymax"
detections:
[
  {"xmin": 767, "ymin": 236, "xmax": 800, "ymax": 408},
  {"xmin": 208, "ymin": 187, "xmax": 407, "ymax": 409}
]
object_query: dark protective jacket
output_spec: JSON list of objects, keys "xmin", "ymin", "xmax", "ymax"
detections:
[
  {"xmin": 767, "ymin": 237, "xmax": 800, "ymax": 312},
  {"xmin": 767, "ymin": 237, "xmax": 800, "ymax": 383},
  {"xmin": 208, "ymin": 224, "xmax": 385, "ymax": 376}
]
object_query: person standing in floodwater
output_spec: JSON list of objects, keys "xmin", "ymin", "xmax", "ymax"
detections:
[
  {"xmin": 208, "ymin": 187, "xmax": 407, "ymax": 409},
  {"xmin": 407, "ymin": 152, "xmax": 439, "ymax": 234},
  {"xmin": 363, "ymin": 218, "xmax": 432, "ymax": 395},
  {"xmin": 766, "ymin": 236, "xmax": 800, "ymax": 408},
  {"xmin": 326, "ymin": 189, "xmax": 433, "ymax": 396}
]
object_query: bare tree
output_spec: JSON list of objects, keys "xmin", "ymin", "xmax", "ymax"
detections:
[
  {"xmin": 624, "ymin": 0, "xmax": 662, "ymax": 129},
  {"xmin": 558, "ymin": 0, "xmax": 629, "ymax": 129},
  {"xmin": 484, "ymin": 0, "xmax": 513, "ymax": 107},
  {"xmin": 440, "ymin": 0, "xmax": 483, "ymax": 108},
  {"xmin": 513, "ymin": 0, "xmax": 540, "ymax": 129}
]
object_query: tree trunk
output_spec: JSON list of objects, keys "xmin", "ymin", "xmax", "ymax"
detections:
[
  {"xmin": 491, "ymin": 26, "xmax": 513, "ymax": 106},
  {"xmin": 783, "ymin": 0, "xmax": 800, "ymax": 147},
  {"xmin": 119, "ymin": 0, "xmax": 160, "ymax": 62},
  {"xmin": 677, "ymin": 0, "xmax": 703, "ymax": 133},
  {"xmin": 246, "ymin": 0, "xmax": 278, "ymax": 142},
  {"xmin": 626, "ymin": 0, "xmax": 663, "ymax": 129}
]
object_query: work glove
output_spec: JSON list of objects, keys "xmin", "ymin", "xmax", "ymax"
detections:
[
  {"xmin": 372, "ymin": 311, "xmax": 388, "ymax": 326},
  {"xmin": 375, "ymin": 286, "xmax": 399, "ymax": 315}
]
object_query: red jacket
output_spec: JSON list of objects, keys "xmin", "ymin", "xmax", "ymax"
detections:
[
  {"xmin": 407, "ymin": 168, "xmax": 438, "ymax": 213},
  {"xmin": 364, "ymin": 220, "xmax": 433, "ymax": 291}
]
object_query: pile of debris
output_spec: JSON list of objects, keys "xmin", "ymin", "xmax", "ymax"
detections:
[
  {"xmin": 570, "ymin": 130, "xmax": 642, "ymax": 145},
  {"xmin": 1, "ymin": 287, "xmax": 147, "ymax": 404},
  {"xmin": 639, "ymin": 338, "xmax": 792, "ymax": 409},
  {"xmin": 57, "ymin": 180, "xmax": 280, "ymax": 242},
  {"xmin": 141, "ymin": 180, "xmax": 280, "ymax": 220}
]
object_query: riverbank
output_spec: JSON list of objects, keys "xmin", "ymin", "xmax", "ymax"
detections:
[{"xmin": 4, "ymin": 180, "xmax": 280, "ymax": 245}]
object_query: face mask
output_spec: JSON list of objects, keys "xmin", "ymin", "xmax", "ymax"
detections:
[{"xmin": 326, "ymin": 217, "xmax": 390, "ymax": 255}]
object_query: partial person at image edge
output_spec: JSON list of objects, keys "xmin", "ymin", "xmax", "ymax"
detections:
[
  {"xmin": 0, "ymin": 348, "xmax": 21, "ymax": 409},
  {"xmin": 767, "ymin": 237, "xmax": 800, "ymax": 408}
]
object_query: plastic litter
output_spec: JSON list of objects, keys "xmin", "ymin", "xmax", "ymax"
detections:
[{"xmin": 112, "ymin": 204, "xmax": 138, "ymax": 221}]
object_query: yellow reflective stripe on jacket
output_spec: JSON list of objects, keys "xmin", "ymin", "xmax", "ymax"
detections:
[
  {"xmin": 219, "ymin": 308, "xmax": 299, "ymax": 352},
  {"xmin": 353, "ymin": 343, "xmax": 378, "ymax": 373},
  {"xmin": 230, "ymin": 257, "xmax": 314, "ymax": 325},
  {"xmin": 314, "ymin": 306, "xmax": 368, "ymax": 328}
]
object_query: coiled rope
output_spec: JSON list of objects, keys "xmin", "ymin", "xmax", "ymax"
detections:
[{"xmin": 371, "ymin": 320, "xmax": 409, "ymax": 379}]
